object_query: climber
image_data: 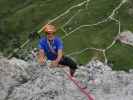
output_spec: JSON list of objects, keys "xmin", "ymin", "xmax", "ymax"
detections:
[{"xmin": 38, "ymin": 24, "xmax": 77, "ymax": 76}]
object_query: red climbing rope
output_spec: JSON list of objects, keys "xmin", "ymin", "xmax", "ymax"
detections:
[{"xmin": 64, "ymin": 70, "xmax": 95, "ymax": 100}]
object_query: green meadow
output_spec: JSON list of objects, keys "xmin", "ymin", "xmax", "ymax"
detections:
[{"xmin": 0, "ymin": 0, "xmax": 133, "ymax": 71}]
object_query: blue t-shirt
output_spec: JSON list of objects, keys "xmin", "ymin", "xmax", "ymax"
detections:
[{"xmin": 38, "ymin": 36, "xmax": 63, "ymax": 60}]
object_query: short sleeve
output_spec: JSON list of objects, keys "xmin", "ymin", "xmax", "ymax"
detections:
[
  {"xmin": 38, "ymin": 38, "xmax": 45, "ymax": 49},
  {"xmin": 56, "ymin": 37, "xmax": 63, "ymax": 50}
]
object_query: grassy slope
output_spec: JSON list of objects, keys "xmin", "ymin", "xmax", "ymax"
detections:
[
  {"xmin": 106, "ymin": 42, "xmax": 133, "ymax": 71},
  {"xmin": 0, "ymin": 0, "xmax": 84, "ymax": 53},
  {"xmin": 107, "ymin": 1, "xmax": 133, "ymax": 71},
  {"xmin": 116, "ymin": 1, "xmax": 133, "ymax": 32},
  {"xmin": 0, "ymin": 0, "xmax": 133, "ymax": 70},
  {"xmin": 62, "ymin": 0, "xmax": 121, "ymax": 64}
]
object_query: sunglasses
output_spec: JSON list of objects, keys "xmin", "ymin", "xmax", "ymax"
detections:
[{"xmin": 46, "ymin": 32, "xmax": 53, "ymax": 35}]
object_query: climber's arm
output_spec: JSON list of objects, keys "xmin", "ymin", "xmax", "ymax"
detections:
[{"xmin": 38, "ymin": 49, "xmax": 46, "ymax": 64}]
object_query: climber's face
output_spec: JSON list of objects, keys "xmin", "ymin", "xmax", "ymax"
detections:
[
  {"xmin": 46, "ymin": 32, "xmax": 55, "ymax": 40},
  {"xmin": 44, "ymin": 24, "xmax": 56, "ymax": 40}
]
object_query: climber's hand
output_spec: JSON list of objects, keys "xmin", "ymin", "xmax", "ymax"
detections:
[{"xmin": 51, "ymin": 60, "xmax": 59, "ymax": 67}]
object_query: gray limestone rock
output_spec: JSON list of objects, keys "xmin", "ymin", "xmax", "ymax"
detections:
[
  {"xmin": 117, "ymin": 30, "xmax": 133, "ymax": 46},
  {"xmin": 0, "ymin": 58, "xmax": 133, "ymax": 100}
]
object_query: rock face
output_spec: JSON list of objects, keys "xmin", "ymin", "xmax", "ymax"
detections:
[
  {"xmin": 0, "ymin": 58, "xmax": 133, "ymax": 100},
  {"xmin": 0, "ymin": 58, "xmax": 30, "ymax": 100},
  {"xmin": 117, "ymin": 30, "xmax": 133, "ymax": 46}
]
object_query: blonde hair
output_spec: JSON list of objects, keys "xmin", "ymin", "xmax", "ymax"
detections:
[{"xmin": 43, "ymin": 24, "xmax": 56, "ymax": 33}]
